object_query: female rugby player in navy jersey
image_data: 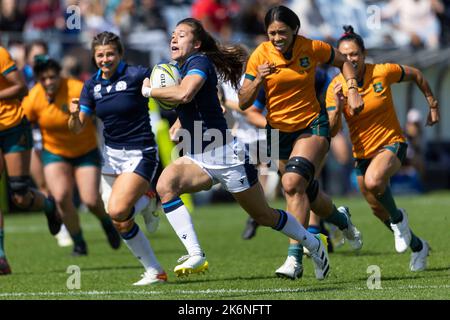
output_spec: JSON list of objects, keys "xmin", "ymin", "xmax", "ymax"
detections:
[
  {"xmin": 141, "ymin": 18, "xmax": 331, "ymax": 280},
  {"xmin": 68, "ymin": 32, "xmax": 165, "ymax": 286}
]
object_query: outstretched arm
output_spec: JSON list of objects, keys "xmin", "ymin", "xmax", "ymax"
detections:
[
  {"xmin": 327, "ymin": 82, "xmax": 345, "ymax": 137},
  {"xmin": 331, "ymin": 48, "xmax": 364, "ymax": 116},
  {"xmin": 402, "ymin": 65, "xmax": 440, "ymax": 126}
]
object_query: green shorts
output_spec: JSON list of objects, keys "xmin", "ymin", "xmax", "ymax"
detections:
[
  {"xmin": 0, "ymin": 118, "xmax": 33, "ymax": 154},
  {"xmin": 42, "ymin": 148, "xmax": 101, "ymax": 168},
  {"xmin": 354, "ymin": 142, "xmax": 408, "ymax": 176},
  {"xmin": 266, "ymin": 109, "xmax": 330, "ymax": 160}
]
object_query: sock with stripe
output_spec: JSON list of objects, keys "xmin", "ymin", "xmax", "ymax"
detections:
[
  {"xmin": 307, "ymin": 225, "xmax": 321, "ymax": 234},
  {"xmin": 162, "ymin": 197, "xmax": 203, "ymax": 257},
  {"xmin": 272, "ymin": 209, "xmax": 319, "ymax": 252},
  {"xmin": 324, "ymin": 205, "xmax": 349, "ymax": 230},
  {"xmin": 287, "ymin": 243, "xmax": 303, "ymax": 264},
  {"xmin": 375, "ymin": 186, "xmax": 402, "ymax": 223},
  {"xmin": 121, "ymin": 223, "xmax": 163, "ymax": 273}
]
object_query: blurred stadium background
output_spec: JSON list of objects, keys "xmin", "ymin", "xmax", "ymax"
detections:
[{"xmin": 1, "ymin": 0, "xmax": 449, "ymax": 211}]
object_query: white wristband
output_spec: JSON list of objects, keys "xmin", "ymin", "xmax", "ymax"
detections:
[{"xmin": 142, "ymin": 86, "xmax": 153, "ymax": 98}]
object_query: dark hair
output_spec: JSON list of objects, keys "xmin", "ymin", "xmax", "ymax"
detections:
[
  {"xmin": 337, "ymin": 25, "xmax": 365, "ymax": 51},
  {"xmin": 264, "ymin": 5, "xmax": 300, "ymax": 34},
  {"xmin": 176, "ymin": 18, "xmax": 247, "ymax": 90},
  {"xmin": 33, "ymin": 55, "xmax": 61, "ymax": 76},
  {"xmin": 91, "ymin": 31, "xmax": 124, "ymax": 66}
]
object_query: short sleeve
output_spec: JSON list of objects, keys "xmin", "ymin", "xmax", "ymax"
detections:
[
  {"xmin": 244, "ymin": 48, "xmax": 261, "ymax": 81},
  {"xmin": 383, "ymin": 63, "xmax": 405, "ymax": 84},
  {"xmin": 21, "ymin": 89, "xmax": 37, "ymax": 122},
  {"xmin": 312, "ymin": 40, "xmax": 334, "ymax": 65},
  {"xmin": 0, "ymin": 47, "xmax": 17, "ymax": 76},
  {"xmin": 185, "ymin": 55, "xmax": 209, "ymax": 79},
  {"xmin": 78, "ymin": 81, "xmax": 95, "ymax": 115}
]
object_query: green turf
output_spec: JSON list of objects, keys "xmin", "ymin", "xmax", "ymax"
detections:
[{"xmin": 0, "ymin": 192, "xmax": 449, "ymax": 300}]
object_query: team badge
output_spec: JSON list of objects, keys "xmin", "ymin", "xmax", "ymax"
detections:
[
  {"xmin": 116, "ymin": 81, "xmax": 127, "ymax": 91},
  {"xmin": 299, "ymin": 57, "xmax": 310, "ymax": 68},
  {"xmin": 94, "ymin": 84, "xmax": 101, "ymax": 92},
  {"xmin": 106, "ymin": 85, "xmax": 112, "ymax": 93},
  {"xmin": 373, "ymin": 82, "xmax": 383, "ymax": 93}
]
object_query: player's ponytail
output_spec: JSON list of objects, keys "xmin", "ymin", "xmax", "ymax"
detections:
[
  {"xmin": 176, "ymin": 18, "xmax": 247, "ymax": 91},
  {"xmin": 338, "ymin": 25, "xmax": 365, "ymax": 51}
]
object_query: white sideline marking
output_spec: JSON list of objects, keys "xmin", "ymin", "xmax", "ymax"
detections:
[{"xmin": 1, "ymin": 285, "xmax": 450, "ymax": 298}]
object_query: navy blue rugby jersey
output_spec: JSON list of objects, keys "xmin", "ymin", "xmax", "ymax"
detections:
[
  {"xmin": 176, "ymin": 53, "xmax": 229, "ymax": 154},
  {"xmin": 79, "ymin": 61, "xmax": 156, "ymax": 150}
]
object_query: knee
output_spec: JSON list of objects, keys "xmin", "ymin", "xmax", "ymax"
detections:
[
  {"xmin": 282, "ymin": 156, "xmax": 315, "ymax": 196},
  {"xmin": 107, "ymin": 200, "xmax": 132, "ymax": 222},
  {"xmin": 82, "ymin": 195, "xmax": 100, "ymax": 212},
  {"xmin": 364, "ymin": 176, "xmax": 385, "ymax": 195},
  {"xmin": 156, "ymin": 177, "xmax": 178, "ymax": 202},
  {"xmin": 282, "ymin": 174, "xmax": 307, "ymax": 196},
  {"xmin": 8, "ymin": 176, "xmax": 33, "ymax": 208}
]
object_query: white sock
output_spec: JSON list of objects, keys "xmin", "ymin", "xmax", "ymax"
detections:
[
  {"xmin": 122, "ymin": 224, "xmax": 162, "ymax": 273},
  {"xmin": 277, "ymin": 211, "xmax": 319, "ymax": 252},
  {"xmin": 163, "ymin": 200, "xmax": 203, "ymax": 257}
]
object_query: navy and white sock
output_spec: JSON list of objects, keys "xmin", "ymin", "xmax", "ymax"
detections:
[{"xmin": 162, "ymin": 197, "xmax": 203, "ymax": 257}]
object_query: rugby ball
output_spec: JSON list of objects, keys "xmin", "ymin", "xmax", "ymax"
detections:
[{"xmin": 150, "ymin": 63, "xmax": 181, "ymax": 110}]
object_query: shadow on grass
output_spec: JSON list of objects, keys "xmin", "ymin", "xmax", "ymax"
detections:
[
  {"xmin": 426, "ymin": 266, "xmax": 450, "ymax": 272},
  {"xmin": 331, "ymin": 250, "xmax": 395, "ymax": 257}
]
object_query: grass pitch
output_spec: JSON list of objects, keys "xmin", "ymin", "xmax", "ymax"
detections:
[{"xmin": 0, "ymin": 192, "xmax": 449, "ymax": 300}]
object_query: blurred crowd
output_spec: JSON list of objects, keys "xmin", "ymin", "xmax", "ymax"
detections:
[
  {"xmin": 1, "ymin": 0, "xmax": 450, "ymax": 61},
  {"xmin": 1, "ymin": 0, "xmax": 447, "ymax": 197}
]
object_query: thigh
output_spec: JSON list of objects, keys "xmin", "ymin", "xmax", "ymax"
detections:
[
  {"xmin": 109, "ymin": 172, "xmax": 150, "ymax": 211},
  {"xmin": 365, "ymin": 149, "xmax": 402, "ymax": 185},
  {"xmin": 158, "ymin": 156, "xmax": 213, "ymax": 195},
  {"xmin": 290, "ymin": 134, "xmax": 330, "ymax": 170},
  {"xmin": 3, "ymin": 150, "xmax": 32, "ymax": 176},
  {"xmin": 43, "ymin": 162, "xmax": 75, "ymax": 199},
  {"xmin": 74, "ymin": 165, "xmax": 101, "ymax": 203}
]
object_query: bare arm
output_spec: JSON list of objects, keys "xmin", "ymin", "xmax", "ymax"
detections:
[
  {"xmin": 142, "ymin": 73, "xmax": 205, "ymax": 105},
  {"xmin": 243, "ymin": 106, "xmax": 267, "ymax": 128},
  {"xmin": 402, "ymin": 65, "xmax": 440, "ymax": 126},
  {"xmin": 331, "ymin": 49, "xmax": 364, "ymax": 116},
  {"xmin": 0, "ymin": 69, "xmax": 28, "ymax": 100},
  {"xmin": 68, "ymin": 98, "xmax": 89, "ymax": 134},
  {"xmin": 238, "ymin": 61, "xmax": 274, "ymax": 110},
  {"xmin": 328, "ymin": 82, "xmax": 345, "ymax": 137}
]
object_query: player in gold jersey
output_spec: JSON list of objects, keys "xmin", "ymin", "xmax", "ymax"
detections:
[
  {"xmin": 239, "ymin": 5, "xmax": 364, "ymax": 279},
  {"xmin": 22, "ymin": 57, "xmax": 120, "ymax": 256},
  {"xmin": 326, "ymin": 25, "xmax": 439, "ymax": 271},
  {"xmin": 0, "ymin": 47, "xmax": 61, "ymax": 275}
]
